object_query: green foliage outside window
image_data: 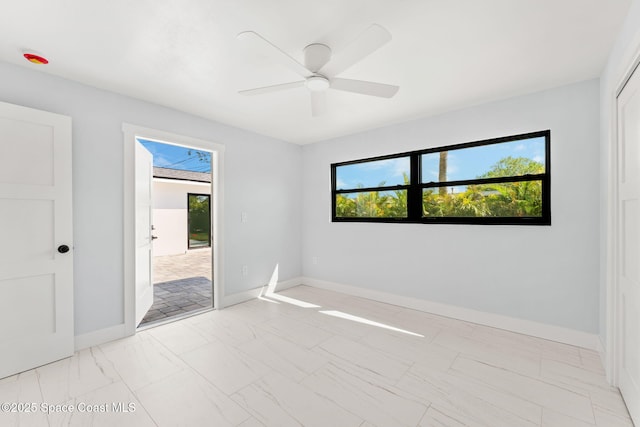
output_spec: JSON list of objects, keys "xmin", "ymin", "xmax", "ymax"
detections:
[
  {"xmin": 336, "ymin": 189, "xmax": 408, "ymax": 218},
  {"xmin": 423, "ymin": 156, "xmax": 543, "ymax": 218},
  {"xmin": 188, "ymin": 194, "xmax": 210, "ymax": 247}
]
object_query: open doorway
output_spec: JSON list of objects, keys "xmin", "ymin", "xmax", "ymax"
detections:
[
  {"xmin": 137, "ymin": 139, "xmax": 213, "ymax": 327},
  {"xmin": 122, "ymin": 123, "xmax": 225, "ymax": 336}
]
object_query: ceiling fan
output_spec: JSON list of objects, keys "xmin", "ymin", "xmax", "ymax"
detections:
[{"xmin": 237, "ymin": 24, "xmax": 399, "ymax": 117}]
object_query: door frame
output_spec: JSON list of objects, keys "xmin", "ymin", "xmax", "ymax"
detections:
[
  {"xmin": 607, "ymin": 50, "xmax": 640, "ymax": 387},
  {"xmin": 123, "ymin": 123, "xmax": 225, "ymax": 335}
]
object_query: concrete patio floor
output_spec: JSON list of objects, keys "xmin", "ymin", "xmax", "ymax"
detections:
[{"xmin": 140, "ymin": 248, "xmax": 213, "ymax": 326}]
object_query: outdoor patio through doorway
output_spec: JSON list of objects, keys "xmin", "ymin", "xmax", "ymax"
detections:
[{"xmin": 140, "ymin": 247, "xmax": 212, "ymax": 325}]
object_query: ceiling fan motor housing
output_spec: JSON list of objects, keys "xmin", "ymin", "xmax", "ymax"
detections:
[{"xmin": 304, "ymin": 43, "xmax": 331, "ymax": 72}]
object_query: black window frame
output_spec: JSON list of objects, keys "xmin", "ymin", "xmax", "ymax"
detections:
[
  {"xmin": 187, "ymin": 193, "xmax": 212, "ymax": 249},
  {"xmin": 331, "ymin": 130, "xmax": 551, "ymax": 225}
]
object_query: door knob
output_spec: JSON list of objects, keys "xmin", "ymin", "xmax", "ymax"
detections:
[
  {"xmin": 151, "ymin": 236, "xmax": 158, "ymax": 240},
  {"xmin": 57, "ymin": 245, "xmax": 70, "ymax": 254}
]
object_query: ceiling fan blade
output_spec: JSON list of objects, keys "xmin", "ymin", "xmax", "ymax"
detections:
[
  {"xmin": 237, "ymin": 31, "xmax": 312, "ymax": 77},
  {"xmin": 319, "ymin": 24, "xmax": 392, "ymax": 76},
  {"xmin": 331, "ymin": 78, "xmax": 399, "ymax": 98},
  {"xmin": 239, "ymin": 80, "xmax": 305, "ymax": 96},
  {"xmin": 310, "ymin": 91, "xmax": 327, "ymax": 117}
]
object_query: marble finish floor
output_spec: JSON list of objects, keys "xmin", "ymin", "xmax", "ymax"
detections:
[{"xmin": 0, "ymin": 285, "xmax": 633, "ymax": 427}]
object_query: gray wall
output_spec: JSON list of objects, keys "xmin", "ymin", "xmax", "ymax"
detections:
[
  {"xmin": 0, "ymin": 61, "xmax": 303, "ymax": 336},
  {"xmin": 302, "ymin": 79, "xmax": 601, "ymax": 333}
]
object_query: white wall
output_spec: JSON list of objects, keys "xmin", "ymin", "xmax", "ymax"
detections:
[
  {"xmin": 153, "ymin": 179, "xmax": 211, "ymax": 256},
  {"xmin": 599, "ymin": 0, "xmax": 640, "ymax": 354},
  {"xmin": 303, "ymin": 79, "xmax": 600, "ymax": 333},
  {"xmin": 0, "ymin": 60, "xmax": 302, "ymax": 336}
]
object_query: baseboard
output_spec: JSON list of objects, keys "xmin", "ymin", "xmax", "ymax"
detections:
[
  {"xmin": 301, "ymin": 277, "xmax": 600, "ymax": 350},
  {"xmin": 74, "ymin": 323, "xmax": 129, "ymax": 351},
  {"xmin": 222, "ymin": 276, "xmax": 303, "ymax": 308},
  {"xmin": 75, "ymin": 277, "xmax": 599, "ymax": 352},
  {"xmin": 596, "ymin": 335, "xmax": 606, "ymax": 355},
  {"xmin": 597, "ymin": 335, "xmax": 613, "ymax": 384}
]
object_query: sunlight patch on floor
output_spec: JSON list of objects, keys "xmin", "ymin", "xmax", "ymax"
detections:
[{"xmin": 320, "ymin": 310, "xmax": 424, "ymax": 337}]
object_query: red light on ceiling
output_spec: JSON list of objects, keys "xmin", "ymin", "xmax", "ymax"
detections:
[{"xmin": 23, "ymin": 53, "xmax": 49, "ymax": 64}]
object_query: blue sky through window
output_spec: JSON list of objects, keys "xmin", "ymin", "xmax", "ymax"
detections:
[
  {"xmin": 336, "ymin": 157, "xmax": 410, "ymax": 189},
  {"xmin": 336, "ymin": 136, "xmax": 545, "ymax": 190},
  {"xmin": 138, "ymin": 138, "xmax": 211, "ymax": 173}
]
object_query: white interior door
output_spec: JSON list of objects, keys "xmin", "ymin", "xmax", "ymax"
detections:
[
  {"xmin": 135, "ymin": 140, "xmax": 154, "ymax": 326},
  {"xmin": 0, "ymin": 101, "xmax": 73, "ymax": 379},
  {"xmin": 617, "ymin": 64, "xmax": 640, "ymax": 425}
]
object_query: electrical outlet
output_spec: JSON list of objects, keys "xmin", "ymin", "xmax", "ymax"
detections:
[
  {"xmin": 242, "ymin": 265, "xmax": 249, "ymax": 276},
  {"xmin": 241, "ymin": 212, "xmax": 248, "ymax": 223},
  {"xmin": 312, "ymin": 256, "xmax": 319, "ymax": 265}
]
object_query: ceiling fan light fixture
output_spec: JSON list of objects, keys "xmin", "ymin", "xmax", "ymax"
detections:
[{"xmin": 306, "ymin": 75, "xmax": 330, "ymax": 91}]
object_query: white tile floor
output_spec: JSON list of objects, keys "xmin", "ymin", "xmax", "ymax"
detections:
[{"xmin": 0, "ymin": 285, "xmax": 634, "ymax": 427}]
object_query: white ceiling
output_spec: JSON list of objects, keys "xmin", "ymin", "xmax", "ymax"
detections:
[{"xmin": 0, "ymin": 0, "xmax": 631, "ymax": 144}]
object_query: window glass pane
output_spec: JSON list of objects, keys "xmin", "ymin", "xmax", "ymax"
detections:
[
  {"xmin": 336, "ymin": 157, "xmax": 410, "ymax": 190},
  {"xmin": 421, "ymin": 137, "xmax": 545, "ymax": 183},
  {"xmin": 336, "ymin": 190, "xmax": 407, "ymax": 218},
  {"xmin": 422, "ymin": 180, "xmax": 543, "ymax": 218},
  {"xmin": 188, "ymin": 194, "xmax": 211, "ymax": 248}
]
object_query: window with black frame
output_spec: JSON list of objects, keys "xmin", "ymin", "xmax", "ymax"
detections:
[
  {"xmin": 333, "ymin": 156, "xmax": 411, "ymax": 219},
  {"xmin": 332, "ymin": 130, "xmax": 550, "ymax": 225},
  {"xmin": 188, "ymin": 193, "xmax": 211, "ymax": 248}
]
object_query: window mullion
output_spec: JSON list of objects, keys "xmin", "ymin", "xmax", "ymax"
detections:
[{"xmin": 407, "ymin": 154, "xmax": 421, "ymax": 221}]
